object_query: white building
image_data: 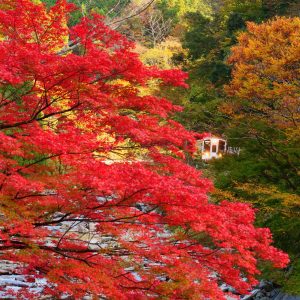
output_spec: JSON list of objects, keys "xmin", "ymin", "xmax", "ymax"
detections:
[{"xmin": 198, "ymin": 136, "xmax": 227, "ymax": 160}]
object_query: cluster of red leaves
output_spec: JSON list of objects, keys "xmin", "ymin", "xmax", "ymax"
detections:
[{"xmin": 0, "ymin": 1, "xmax": 289, "ymax": 299}]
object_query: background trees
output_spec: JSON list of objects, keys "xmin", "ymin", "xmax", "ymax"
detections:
[
  {"xmin": 224, "ymin": 17, "xmax": 300, "ymax": 192},
  {"xmin": 215, "ymin": 17, "xmax": 300, "ymax": 293}
]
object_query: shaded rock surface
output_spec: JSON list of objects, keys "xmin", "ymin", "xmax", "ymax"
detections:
[{"xmin": 241, "ymin": 281, "xmax": 300, "ymax": 300}]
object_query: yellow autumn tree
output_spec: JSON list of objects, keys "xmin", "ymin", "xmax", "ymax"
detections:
[
  {"xmin": 225, "ymin": 17, "xmax": 300, "ymax": 138},
  {"xmin": 220, "ymin": 18, "xmax": 300, "ymax": 293},
  {"xmin": 158, "ymin": 0, "xmax": 212, "ymax": 18},
  {"xmin": 223, "ymin": 17, "xmax": 300, "ymax": 191}
]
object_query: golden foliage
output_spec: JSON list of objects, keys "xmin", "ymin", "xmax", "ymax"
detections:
[
  {"xmin": 159, "ymin": 0, "xmax": 212, "ymax": 17},
  {"xmin": 225, "ymin": 17, "xmax": 300, "ymax": 137},
  {"xmin": 213, "ymin": 183, "xmax": 300, "ymax": 217},
  {"xmin": 139, "ymin": 37, "xmax": 187, "ymax": 69}
]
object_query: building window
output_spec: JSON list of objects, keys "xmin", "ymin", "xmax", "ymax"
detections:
[
  {"xmin": 204, "ymin": 140, "xmax": 210, "ymax": 152},
  {"xmin": 219, "ymin": 140, "xmax": 226, "ymax": 152}
]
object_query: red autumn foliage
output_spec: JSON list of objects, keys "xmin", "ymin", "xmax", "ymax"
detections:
[{"xmin": 0, "ymin": 1, "xmax": 289, "ymax": 299}]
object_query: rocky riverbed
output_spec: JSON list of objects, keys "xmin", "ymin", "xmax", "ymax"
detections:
[{"xmin": 241, "ymin": 280, "xmax": 300, "ymax": 300}]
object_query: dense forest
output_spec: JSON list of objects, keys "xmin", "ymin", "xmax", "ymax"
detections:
[{"xmin": 0, "ymin": 0, "xmax": 299, "ymax": 299}]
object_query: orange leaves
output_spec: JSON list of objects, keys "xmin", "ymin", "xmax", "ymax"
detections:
[{"xmin": 226, "ymin": 17, "xmax": 300, "ymax": 131}]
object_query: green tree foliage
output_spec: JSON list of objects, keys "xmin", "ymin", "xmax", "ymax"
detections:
[
  {"xmin": 224, "ymin": 17, "xmax": 300, "ymax": 192},
  {"xmin": 42, "ymin": 0, "xmax": 130, "ymax": 25},
  {"xmin": 262, "ymin": 0, "xmax": 300, "ymax": 17},
  {"xmin": 157, "ymin": 0, "xmax": 212, "ymax": 20}
]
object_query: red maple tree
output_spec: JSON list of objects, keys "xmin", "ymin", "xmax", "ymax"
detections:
[{"xmin": 0, "ymin": 1, "xmax": 289, "ymax": 299}]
